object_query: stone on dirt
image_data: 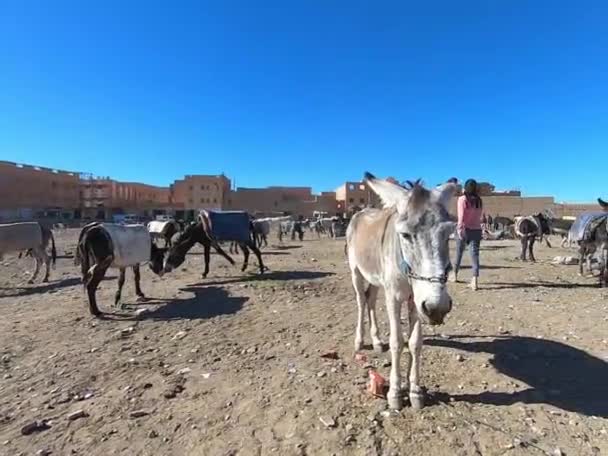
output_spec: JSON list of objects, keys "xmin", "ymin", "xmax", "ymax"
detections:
[
  {"xmin": 319, "ymin": 415, "xmax": 337, "ymax": 428},
  {"xmin": 67, "ymin": 410, "xmax": 88, "ymax": 421},
  {"xmin": 21, "ymin": 420, "xmax": 50, "ymax": 435}
]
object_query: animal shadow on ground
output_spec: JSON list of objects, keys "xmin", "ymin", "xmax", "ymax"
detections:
[
  {"xmin": 272, "ymin": 245, "xmax": 302, "ymax": 250},
  {"xmin": 426, "ymin": 335, "xmax": 608, "ymax": 417},
  {"xmin": 200, "ymin": 270, "xmax": 335, "ymax": 287},
  {"xmin": 0, "ymin": 277, "xmax": 82, "ymax": 298},
  {"xmin": 126, "ymin": 286, "xmax": 248, "ymax": 321},
  {"xmin": 485, "ymin": 281, "xmax": 593, "ymax": 290},
  {"xmin": 480, "ymin": 245, "xmax": 511, "ymax": 251}
]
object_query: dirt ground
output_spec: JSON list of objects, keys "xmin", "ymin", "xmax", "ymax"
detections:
[{"xmin": 1, "ymin": 229, "xmax": 607, "ymax": 456}]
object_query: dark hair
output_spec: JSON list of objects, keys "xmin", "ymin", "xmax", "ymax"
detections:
[{"xmin": 464, "ymin": 179, "xmax": 482, "ymax": 209}]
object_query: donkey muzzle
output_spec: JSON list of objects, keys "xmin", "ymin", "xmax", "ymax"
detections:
[{"xmin": 421, "ymin": 298, "xmax": 452, "ymax": 325}]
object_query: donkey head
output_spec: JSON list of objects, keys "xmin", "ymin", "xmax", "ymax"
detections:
[
  {"xmin": 536, "ymin": 213, "xmax": 551, "ymax": 235},
  {"xmin": 148, "ymin": 244, "xmax": 167, "ymax": 276},
  {"xmin": 163, "ymin": 225, "xmax": 198, "ymax": 273},
  {"xmin": 364, "ymin": 172, "xmax": 458, "ymax": 325}
]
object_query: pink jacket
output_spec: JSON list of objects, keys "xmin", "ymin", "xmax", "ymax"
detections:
[{"xmin": 457, "ymin": 195, "xmax": 482, "ymax": 237}]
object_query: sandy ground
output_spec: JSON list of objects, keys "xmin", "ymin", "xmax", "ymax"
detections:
[{"xmin": 0, "ymin": 229, "xmax": 607, "ymax": 456}]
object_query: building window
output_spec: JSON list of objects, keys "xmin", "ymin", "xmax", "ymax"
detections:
[
  {"xmin": 189, "ymin": 186, "xmax": 193, "ymax": 191},
  {"xmin": 349, "ymin": 198, "xmax": 354, "ymax": 203},
  {"xmin": 189, "ymin": 199, "xmax": 193, "ymax": 204},
  {"xmin": 213, "ymin": 198, "xmax": 217, "ymax": 203},
  {"xmin": 201, "ymin": 198, "xmax": 205, "ymax": 203},
  {"xmin": 201, "ymin": 185, "xmax": 205, "ymax": 190},
  {"xmin": 274, "ymin": 201, "xmax": 278, "ymax": 207},
  {"xmin": 360, "ymin": 198, "xmax": 365, "ymax": 204},
  {"xmin": 359, "ymin": 184, "xmax": 365, "ymax": 191},
  {"xmin": 349, "ymin": 184, "xmax": 355, "ymax": 191}
]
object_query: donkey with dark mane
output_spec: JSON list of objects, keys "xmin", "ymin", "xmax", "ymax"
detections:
[
  {"xmin": 163, "ymin": 211, "xmax": 265, "ymax": 277},
  {"xmin": 75, "ymin": 222, "xmax": 166, "ymax": 316},
  {"xmin": 514, "ymin": 213, "xmax": 551, "ymax": 262},
  {"xmin": 347, "ymin": 173, "xmax": 457, "ymax": 410}
]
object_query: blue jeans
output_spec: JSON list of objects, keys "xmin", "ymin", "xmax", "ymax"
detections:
[{"xmin": 454, "ymin": 229, "xmax": 481, "ymax": 277}]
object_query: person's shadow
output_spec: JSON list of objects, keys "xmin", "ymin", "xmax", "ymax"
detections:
[{"xmin": 426, "ymin": 335, "xmax": 608, "ymax": 418}]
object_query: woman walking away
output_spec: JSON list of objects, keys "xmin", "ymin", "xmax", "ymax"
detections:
[{"xmin": 452, "ymin": 179, "xmax": 483, "ymax": 290}]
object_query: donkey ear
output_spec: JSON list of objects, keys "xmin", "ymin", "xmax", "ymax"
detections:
[
  {"xmin": 432, "ymin": 182, "xmax": 458, "ymax": 209},
  {"xmin": 599, "ymin": 198, "xmax": 608, "ymax": 209},
  {"xmin": 364, "ymin": 172, "xmax": 409, "ymax": 211}
]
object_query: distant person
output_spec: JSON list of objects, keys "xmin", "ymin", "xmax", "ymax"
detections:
[
  {"xmin": 452, "ymin": 179, "xmax": 483, "ymax": 290},
  {"xmin": 487, "ymin": 214, "xmax": 493, "ymax": 229}
]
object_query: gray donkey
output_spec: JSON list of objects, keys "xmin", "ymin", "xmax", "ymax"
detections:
[{"xmin": 347, "ymin": 173, "xmax": 457, "ymax": 410}]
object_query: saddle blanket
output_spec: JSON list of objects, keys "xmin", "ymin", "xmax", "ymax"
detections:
[
  {"xmin": 205, "ymin": 211, "xmax": 251, "ymax": 242},
  {"xmin": 568, "ymin": 212, "xmax": 607, "ymax": 242},
  {"xmin": 101, "ymin": 223, "xmax": 151, "ymax": 268}
]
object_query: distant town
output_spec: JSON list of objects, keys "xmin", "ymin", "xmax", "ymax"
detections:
[{"xmin": 0, "ymin": 160, "xmax": 598, "ymax": 223}]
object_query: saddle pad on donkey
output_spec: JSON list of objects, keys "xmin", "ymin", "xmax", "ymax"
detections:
[
  {"xmin": 569, "ymin": 212, "xmax": 608, "ymax": 242},
  {"xmin": 205, "ymin": 211, "xmax": 251, "ymax": 242},
  {"xmin": 101, "ymin": 223, "xmax": 151, "ymax": 268}
]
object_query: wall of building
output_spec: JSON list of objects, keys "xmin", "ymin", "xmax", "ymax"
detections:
[
  {"xmin": 80, "ymin": 178, "xmax": 171, "ymax": 219},
  {"xmin": 224, "ymin": 187, "xmax": 339, "ymax": 217},
  {"xmin": 335, "ymin": 181, "xmax": 379, "ymax": 213},
  {"xmin": 171, "ymin": 175, "xmax": 231, "ymax": 211},
  {"xmin": 553, "ymin": 203, "xmax": 604, "ymax": 218},
  {"xmin": 446, "ymin": 195, "xmax": 556, "ymax": 218},
  {"xmin": 0, "ymin": 161, "xmax": 81, "ymax": 220}
]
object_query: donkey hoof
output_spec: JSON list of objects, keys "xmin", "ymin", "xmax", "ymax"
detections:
[
  {"xmin": 409, "ymin": 388, "xmax": 425, "ymax": 410},
  {"xmin": 387, "ymin": 394, "xmax": 403, "ymax": 411},
  {"xmin": 136, "ymin": 295, "xmax": 147, "ymax": 303},
  {"xmin": 354, "ymin": 340, "xmax": 364, "ymax": 352}
]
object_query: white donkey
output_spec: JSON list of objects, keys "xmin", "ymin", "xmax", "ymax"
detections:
[{"xmin": 347, "ymin": 173, "xmax": 457, "ymax": 410}]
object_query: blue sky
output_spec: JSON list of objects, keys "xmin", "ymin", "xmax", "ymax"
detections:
[{"xmin": 1, "ymin": 1, "xmax": 607, "ymax": 202}]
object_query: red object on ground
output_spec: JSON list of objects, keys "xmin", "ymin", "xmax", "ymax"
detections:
[
  {"xmin": 354, "ymin": 352, "xmax": 368, "ymax": 365},
  {"xmin": 367, "ymin": 369, "xmax": 386, "ymax": 398}
]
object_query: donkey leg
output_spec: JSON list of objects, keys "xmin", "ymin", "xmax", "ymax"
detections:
[
  {"xmin": 407, "ymin": 302, "xmax": 424, "ymax": 410},
  {"xmin": 133, "ymin": 264, "xmax": 146, "ymax": 300},
  {"xmin": 114, "ymin": 268, "xmax": 126, "ymax": 307},
  {"xmin": 529, "ymin": 237, "xmax": 537, "ymax": 262},
  {"xmin": 211, "ymin": 242, "xmax": 236, "ymax": 266},
  {"xmin": 520, "ymin": 238, "xmax": 528, "ymax": 261},
  {"xmin": 202, "ymin": 242, "xmax": 211, "ymax": 278},
  {"xmin": 366, "ymin": 285, "xmax": 383, "ymax": 352},
  {"xmin": 42, "ymin": 251, "xmax": 51, "ymax": 283},
  {"xmin": 28, "ymin": 251, "xmax": 42, "ymax": 284},
  {"xmin": 579, "ymin": 247, "xmax": 586, "ymax": 276},
  {"xmin": 87, "ymin": 260, "xmax": 110, "ymax": 316},
  {"xmin": 240, "ymin": 244, "xmax": 250, "ymax": 271},
  {"xmin": 249, "ymin": 243, "xmax": 265, "ymax": 274},
  {"xmin": 351, "ymin": 268, "xmax": 368, "ymax": 352},
  {"xmin": 386, "ymin": 289, "xmax": 405, "ymax": 410}
]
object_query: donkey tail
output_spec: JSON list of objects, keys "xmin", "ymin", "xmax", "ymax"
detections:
[{"xmin": 77, "ymin": 233, "xmax": 90, "ymax": 284}]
